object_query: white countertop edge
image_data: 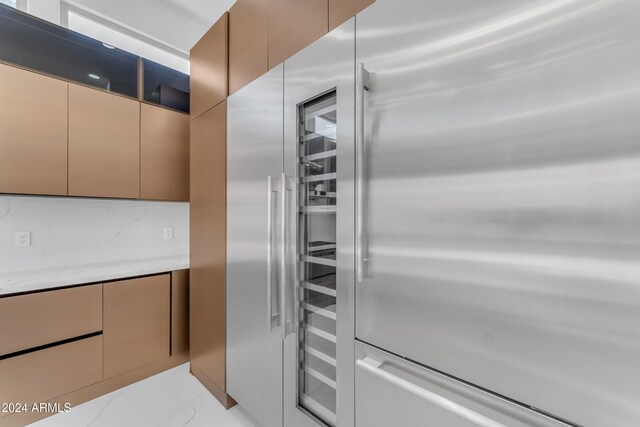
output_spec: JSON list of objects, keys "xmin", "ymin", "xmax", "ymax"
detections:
[{"xmin": 0, "ymin": 258, "xmax": 190, "ymax": 296}]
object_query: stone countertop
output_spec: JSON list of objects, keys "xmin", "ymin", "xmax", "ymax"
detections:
[{"xmin": 0, "ymin": 256, "xmax": 189, "ymax": 296}]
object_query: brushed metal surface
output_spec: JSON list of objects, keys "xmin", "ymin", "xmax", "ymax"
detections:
[
  {"xmin": 328, "ymin": 0, "xmax": 373, "ymax": 30},
  {"xmin": 227, "ymin": 65, "xmax": 284, "ymax": 427},
  {"xmin": 283, "ymin": 19, "xmax": 356, "ymax": 427},
  {"xmin": 355, "ymin": 1, "xmax": 640, "ymax": 425},
  {"xmin": 355, "ymin": 341, "xmax": 567, "ymax": 427},
  {"xmin": 267, "ymin": 0, "xmax": 328, "ymax": 69}
]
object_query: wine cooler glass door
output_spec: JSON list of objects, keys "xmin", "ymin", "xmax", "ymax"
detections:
[
  {"xmin": 283, "ymin": 15, "xmax": 355, "ymax": 427},
  {"xmin": 283, "ymin": 17, "xmax": 356, "ymax": 427},
  {"xmin": 298, "ymin": 91, "xmax": 338, "ymax": 426}
]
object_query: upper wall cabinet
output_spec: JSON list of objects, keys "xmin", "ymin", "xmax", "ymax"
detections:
[
  {"xmin": 68, "ymin": 84, "xmax": 140, "ymax": 199},
  {"xmin": 141, "ymin": 104, "xmax": 190, "ymax": 201},
  {"xmin": 229, "ymin": 0, "xmax": 268, "ymax": 95},
  {"xmin": 329, "ymin": 0, "xmax": 374, "ymax": 30},
  {"xmin": 0, "ymin": 5, "xmax": 138, "ymax": 99},
  {"xmin": 190, "ymin": 13, "xmax": 228, "ymax": 119},
  {"xmin": 143, "ymin": 59, "xmax": 191, "ymax": 114},
  {"xmin": 0, "ymin": 63, "xmax": 68, "ymax": 196},
  {"xmin": 268, "ymin": 0, "xmax": 328, "ymax": 69}
]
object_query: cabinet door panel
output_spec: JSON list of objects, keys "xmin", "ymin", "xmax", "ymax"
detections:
[
  {"xmin": 140, "ymin": 104, "xmax": 189, "ymax": 201},
  {"xmin": 0, "ymin": 64, "xmax": 67, "ymax": 196},
  {"xmin": 229, "ymin": 0, "xmax": 268, "ymax": 95},
  {"xmin": 68, "ymin": 84, "xmax": 140, "ymax": 199},
  {"xmin": 190, "ymin": 13, "xmax": 228, "ymax": 119},
  {"xmin": 103, "ymin": 275, "xmax": 170, "ymax": 378},
  {"xmin": 268, "ymin": 0, "xmax": 328, "ymax": 68},
  {"xmin": 329, "ymin": 0, "xmax": 374, "ymax": 30},
  {"xmin": 190, "ymin": 101, "xmax": 227, "ymax": 390}
]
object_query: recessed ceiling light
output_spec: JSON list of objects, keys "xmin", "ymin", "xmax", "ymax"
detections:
[
  {"xmin": 102, "ymin": 43, "xmax": 115, "ymax": 49},
  {"xmin": 88, "ymin": 73, "xmax": 101, "ymax": 80}
]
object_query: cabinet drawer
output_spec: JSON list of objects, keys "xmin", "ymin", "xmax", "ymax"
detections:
[
  {"xmin": 0, "ymin": 285, "xmax": 102, "ymax": 356},
  {"xmin": 355, "ymin": 341, "xmax": 567, "ymax": 427},
  {"xmin": 0, "ymin": 336, "xmax": 102, "ymax": 408}
]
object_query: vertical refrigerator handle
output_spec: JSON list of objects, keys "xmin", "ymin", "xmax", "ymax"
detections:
[
  {"xmin": 267, "ymin": 176, "xmax": 279, "ymax": 330},
  {"xmin": 356, "ymin": 63, "xmax": 370, "ymax": 283},
  {"xmin": 280, "ymin": 172, "xmax": 290, "ymax": 340}
]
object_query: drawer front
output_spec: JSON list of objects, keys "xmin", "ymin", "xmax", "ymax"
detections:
[
  {"xmin": 0, "ymin": 285, "xmax": 103, "ymax": 356},
  {"xmin": 0, "ymin": 336, "xmax": 103, "ymax": 410},
  {"xmin": 355, "ymin": 341, "xmax": 568, "ymax": 427}
]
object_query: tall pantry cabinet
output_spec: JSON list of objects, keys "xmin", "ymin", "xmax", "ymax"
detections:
[{"xmin": 189, "ymin": 13, "xmax": 234, "ymax": 408}]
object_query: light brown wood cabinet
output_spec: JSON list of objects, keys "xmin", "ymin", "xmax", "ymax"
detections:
[
  {"xmin": 103, "ymin": 275, "xmax": 171, "ymax": 379},
  {"xmin": 329, "ymin": 0, "xmax": 374, "ymax": 30},
  {"xmin": 0, "ymin": 63, "xmax": 68, "ymax": 196},
  {"xmin": 0, "ymin": 336, "xmax": 103, "ymax": 411},
  {"xmin": 190, "ymin": 101, "xmax": 231, "ymax": 406},
  {"xmin": 171, "ymin": 270, "xmax": 190, "ymax": 355},
  {"xmin": 190, "ymin": 13, "xmax": 229, "ymax": 120},
  {"xmin": 229, "ymin": 0, "xmax": 268, "ymax": 95},
  {"xmin": 268, "ymin": 0, "xmax": 328, "ymax": 69},
  {"xmin": 0, "ymin": 285, "xmax": 102, "ymax": 357},
  {"xmin": 140, "ymin": 104, "xmax": 190, "ymax": 201},
  {"xmin": 68, "ymin": 84, "xmax": 140, "ymax": 199}
]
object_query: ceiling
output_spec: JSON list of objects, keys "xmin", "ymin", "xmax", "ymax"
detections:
[{"xmin": 68, "ymin": 0, "xmax": 237, "ymax": 53}]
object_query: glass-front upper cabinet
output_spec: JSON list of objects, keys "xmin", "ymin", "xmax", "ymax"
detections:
[
  {"xmin": 0, "ymin": 4, "xmax": 138, "ymax": 97},
  {"xmin": 297, "ymin": 91, "xmax": 338, "ymax": 426},
  {"xmin": 143, "ymin": 59, "xmax": 190, "ymax": 113},
  {"xmin": 0, "ymin": 4, "xmax": 190, "ymax": 111}
]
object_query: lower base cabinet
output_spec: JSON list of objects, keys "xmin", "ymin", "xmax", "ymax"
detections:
[
  {"xmin": 0, "ymin": 271, "xmax": 186, "ymax": 427},
  {"xmin": 355, "ymin": 341, "xmax": 566, "ymax": 427},
  {"xmin": 103, "ymin": 275, "xmax": 171, "ymax": 379},
  {"xmin": 0, "ymin": 336, "xmax": 103, "ymax": 408}
]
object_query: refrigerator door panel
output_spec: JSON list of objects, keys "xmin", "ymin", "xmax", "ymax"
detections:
[
  {"xmin": 227, "ymin": 65, "xmax": 284, "ymax": 427},
  {"xmin": 283, "ymin": 19, "xmax": 356, "ymax": 427},
  {"xmin": 355, "ymin": 0, "xmax": 640, "ymax": 425},
  {"xmin": 355, "ymin": 341, "xmax": 568, "ymax": 427}
]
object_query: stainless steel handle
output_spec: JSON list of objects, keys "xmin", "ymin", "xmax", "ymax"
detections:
[
  {"xmin": 267, "ymin": 176, "xmax": 278, "ymax": 331},
  {"xmin": 356, "ymin": 63, "xmax": 370, "ymax": 283},
  {"xmin": 357, "ymin": 357, "xmax": 508, "ymax": 427},
  {"xmin": 280, "ymin": 172, "xmax": 289, "ymax": 340}
]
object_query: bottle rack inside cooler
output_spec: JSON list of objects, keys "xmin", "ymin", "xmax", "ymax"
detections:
[{"xmin": 297, "ymin": 91, "xmax": 338, "ymax": 426}]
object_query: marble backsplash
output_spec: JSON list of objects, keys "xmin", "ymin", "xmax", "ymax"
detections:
[{"xmin": 0, "ymin": 195, "xmax": 189, "ymax": 294}]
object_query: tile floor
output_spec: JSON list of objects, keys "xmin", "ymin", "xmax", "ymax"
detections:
[{"xmin": 29, "ymin": 364, "xmax": 262, "ymax": 427}]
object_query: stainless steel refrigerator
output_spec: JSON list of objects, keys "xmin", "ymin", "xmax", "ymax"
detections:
[
  {"xmin": 355, "ymin": 0, "xmax": 640, "ymax": 426},
  {"xmin": 228, "ymin": 0, "xmax": 640, "ymax": 426},
  {"xmin": 227, "ymin": 19, "xmax": 356, "ymax": 427}
]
